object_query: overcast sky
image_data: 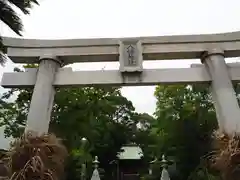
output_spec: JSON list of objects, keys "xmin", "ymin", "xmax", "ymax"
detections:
[{"xmin": 0, "ymin": 0, "xmax": 240, "ymax": 149}]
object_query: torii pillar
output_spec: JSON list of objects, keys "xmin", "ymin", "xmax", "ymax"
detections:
[
  {"xmin": 201, "ymin": 48, "xmax": 240, "ymax": 135},
  {"xmin": 25, "ymin": 56, "xmax": 61, "ymax": 135}
]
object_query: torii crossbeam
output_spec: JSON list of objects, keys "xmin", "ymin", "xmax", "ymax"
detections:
[{"xmin": 2, "ymin": 31, "xmax": 240, "ymax": 136}]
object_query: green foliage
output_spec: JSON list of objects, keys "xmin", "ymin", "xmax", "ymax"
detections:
[
  {"xmin": 188, "ymin": 160, "xmax": 221, "ymax": 180},
  {"xmin": 153, "ymin": 84, "xmax": 218, "ymax": 180},
  {"xmin": 0, "ymin": 0, "xmax": 39, "ymax": 65}
]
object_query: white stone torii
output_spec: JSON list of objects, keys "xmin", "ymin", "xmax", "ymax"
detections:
[{"xmin": 2, "ymin": 31, "xmax": 240, "ymax": 136}]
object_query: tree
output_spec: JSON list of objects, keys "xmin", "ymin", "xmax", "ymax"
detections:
[
  {"xmin": 152, "ymin": 84, "xmax": 218, "ymax": 180},
  {"xmin": 0, "ymin": 0, "xmax": 39, "ymax": 65}
]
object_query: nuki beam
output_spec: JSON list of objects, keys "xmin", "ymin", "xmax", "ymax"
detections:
[
  {"xmin": 2, "ymin": 31, "xmax": 240, "ymax": 64},
  {"xmin": 2, "ymin": 63, "xmax": 240, "ymax": 88}
]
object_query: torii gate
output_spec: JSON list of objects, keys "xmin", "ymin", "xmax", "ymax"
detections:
[{"xmin": 2, "ymin": 31, "xmax": 240, "ymax": 136}]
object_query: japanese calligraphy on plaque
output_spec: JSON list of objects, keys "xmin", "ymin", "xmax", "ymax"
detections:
[
  {"xmin": 126, "ymin": 44, "xmax": 136, "ymax": 65},
  {"xmin": 119, "ymin": 40, "xmax": 143, "ymax": 73}
]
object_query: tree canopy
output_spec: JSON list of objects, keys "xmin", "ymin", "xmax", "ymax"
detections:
[
  {"xmin": 152, "ymin": 84, "xmax": 218, "ymax": 180},
  {"xmin": 0, "ymin": 0, "xmax": 39, "ymax": 65}
]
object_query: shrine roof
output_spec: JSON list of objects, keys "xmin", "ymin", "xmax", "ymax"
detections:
[{"xmin": 117, "ymin": 145, "xmax": 143, "ymax": 160}]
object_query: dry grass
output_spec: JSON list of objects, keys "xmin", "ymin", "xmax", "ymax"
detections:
[
  {"xmin": 3, "ymin": 131, "xmax": 68, "ymax": 180},
  {"xmin": 209, "ymin": 130, "xmax": 240, "ymax": 180}
]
